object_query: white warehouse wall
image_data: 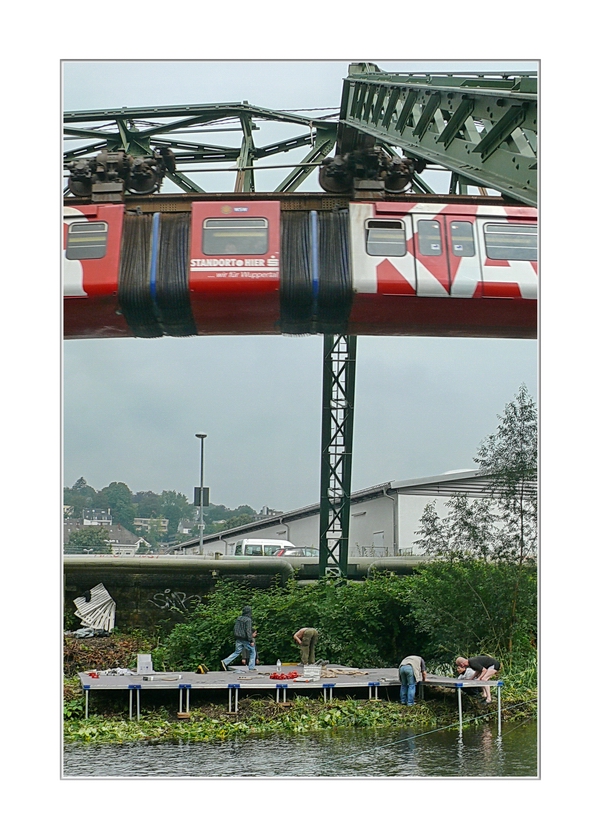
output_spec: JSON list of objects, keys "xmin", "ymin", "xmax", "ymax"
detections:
[{"xmin": 179, "ymin": 472, "xmax": 494, "ymax": 558}]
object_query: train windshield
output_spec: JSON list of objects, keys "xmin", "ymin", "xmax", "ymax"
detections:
[
  {"xmin": 484, "ymin": 223, "xmax": 538, "ymax": 261},
  {"xmin": 365, "ymin": 220, "xmax": 407, "ymax": 256},
  {"xmin": 65, "ymin": 221, "xmax": 108, "ymax": 260},
  {"xmin": 203, "ymin": 218, "xmax": 269, "ymax": 255}
]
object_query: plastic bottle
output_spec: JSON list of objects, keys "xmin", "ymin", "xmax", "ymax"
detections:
[{"xmin": 276, "ymin": 659, "xmax": 281, "ymax": 673}]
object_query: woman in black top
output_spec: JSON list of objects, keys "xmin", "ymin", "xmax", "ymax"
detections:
[{"xmin": 456, "ymin": 655, "xmax": 500, "ymax": 703}]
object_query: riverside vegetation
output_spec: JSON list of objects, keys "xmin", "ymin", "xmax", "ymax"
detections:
[
  {"xmin": 64, "ymin": 565, "xmax": 538, "ymax": 744},
  {"xmin": 64, "ymin": 386, "xmax": 537, "ymax": 745}
]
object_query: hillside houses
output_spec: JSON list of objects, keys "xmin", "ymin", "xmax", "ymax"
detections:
[{"xmin": 64, "ymin": 509, "xmax": 151, "ymax": 556}]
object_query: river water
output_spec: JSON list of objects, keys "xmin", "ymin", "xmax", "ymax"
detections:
[{"xmin": 63, "ymin": 721, "xmax": 537, "ymax": 778}]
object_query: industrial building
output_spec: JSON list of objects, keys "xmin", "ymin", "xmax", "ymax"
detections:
[{"xmin": 172, "ymin": 469, "xmax": 497, "ymax": 557}]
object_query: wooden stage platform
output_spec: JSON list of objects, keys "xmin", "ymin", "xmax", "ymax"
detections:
[{"xmin": 77, "ymin": 664, "xmax": 503, "ymax": 734}]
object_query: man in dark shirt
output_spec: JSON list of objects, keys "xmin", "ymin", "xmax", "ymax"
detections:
[
  {"xmin": 456, "ymin": 655, "xmax": 500, "ymax": 703},
  {"xmin": 221, "ymin": 606, "xmax": 257, "ymax": 671}
]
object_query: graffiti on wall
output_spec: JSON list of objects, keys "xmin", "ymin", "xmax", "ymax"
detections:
[{"xmin": 149, "ymin": 588, "xmax": 202, "ymax": 612}]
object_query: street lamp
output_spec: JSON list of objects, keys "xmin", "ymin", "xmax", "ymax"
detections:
[{"xmin": 195, "ymin": 433, "xmax": 207, "ymax": 554}]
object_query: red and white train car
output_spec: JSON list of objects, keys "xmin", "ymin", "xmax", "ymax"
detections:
[
  {"xmin": 63, "ymin": 198, "xmax": 537, "ymax": 340},
  {"xmin": 188, "ymin": 200, "xmax": 280, "ymax": 334},
  {"xmin": 348, "ymin": 201, "xmax": 537, "ymax": 337},
  {"xmin": 63, "ymin": 204, "xmax": 128, "ymax": 337}
]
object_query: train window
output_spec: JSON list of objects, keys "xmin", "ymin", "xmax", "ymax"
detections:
[
  {"xmin": 450, "ymin": 221, "xmax": 475, "ymax": 257},
  {"xmin": 417, "ymin": 220, "xmax": 443, "ymax": 256},
  {"xmin": 65, "ymin": 221, "xmax": 108, "ymax": 260},
  {"xmin": 365, "ymin": 220, "xmax": 406, "ymax": 256},
  {"xmin": 484, "ymin": 223, "xmax": 538, "ymax": 260},
  {"xmin": 202, "ymin": 217, "xmax": 268, "ymax": 255}
]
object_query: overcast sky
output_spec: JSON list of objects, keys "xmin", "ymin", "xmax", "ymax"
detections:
[{"xmin": 62, "ymin": 59, "xmax": 538, "ymax": 513}]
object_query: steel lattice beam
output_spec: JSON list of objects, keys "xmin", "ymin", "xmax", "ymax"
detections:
[
  {"xmin": 336, "ymin": 63, "xmax": 537, "ymax": 206},
  {"xmin": 319, "ymin": 335, "xmax": 357, "ymax": 579},
  {"xmin": 64, "ymin": 103, "xmax": 339, "ymax": 195}
]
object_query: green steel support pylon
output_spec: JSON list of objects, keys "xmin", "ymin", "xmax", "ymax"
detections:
[{"xmin": 319, "ymin": 334, "xmax": 357, "ymax": 578}]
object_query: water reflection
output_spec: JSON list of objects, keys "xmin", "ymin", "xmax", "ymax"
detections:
[{"xmin": 64, "ymin": 721, "xmax": 537, "ymax": 778}]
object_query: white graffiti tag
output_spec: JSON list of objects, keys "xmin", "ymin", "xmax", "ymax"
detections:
[{"xmin": 149, "ymin": 589, "xmax": 202, "ymax": 612}]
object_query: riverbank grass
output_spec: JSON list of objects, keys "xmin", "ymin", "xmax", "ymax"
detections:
[{"xmin": 63, "ymin": 689, "xmax": 536, "ymax": 746}]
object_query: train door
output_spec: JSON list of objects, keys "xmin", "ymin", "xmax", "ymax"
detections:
[
  {"xmin": 188, "ymin": 201, "xmax": 280, "ymax": 333},
  {"xmin": 475, "ymin": 214, "xmax": 538, "ymax": 299},
  {"xmin": 412, "ymin": 208, "xmax": 482, "ymax": 298}
]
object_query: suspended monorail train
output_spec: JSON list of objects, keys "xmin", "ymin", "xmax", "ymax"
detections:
[{"xmin": 63, "ymin": 195, "xmax": 537, "ymax": 340}]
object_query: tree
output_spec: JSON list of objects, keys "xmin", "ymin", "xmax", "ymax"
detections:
[
  {"xmin": 413, "ymin": 385, "xmax": 538, "ymax": 660},
  {"xmin": 475, "ymin": 383, "xmax": 538, "ymax": 563},
  {"xmin": 416, "ymin": 496, "xmax": 497, "ymax": 560},
  {"xmin": 204, "ymin": 504, "xmax": 257, "ymax": 535},
  {"xmin": 415, "ymin": 385, "xmax": 538, "ymax": 564},
  {"xmin": 159, "ymin": 490, "xmax": 195, "ymax": 536},
  {"xmin": 220, "ymin": 513, "xmax": 256, "ymax": 530},
  {"xmin": 132, "ymin": 490, "xmax": 161, "ymax": 519},
  {"xmin": 63, "ymin": 478, "xmax": 98, "ymax": 518},
  {"xmin": 96, "ymin": 482, "xmax": 135, "ymax": 532},
  {"xmin": 67, "ymin": 526, "xmax": 112, "ymax": 554},
  {"xmin": 401, "ymin": 558, "xmax": 536, "ymax": 662}
]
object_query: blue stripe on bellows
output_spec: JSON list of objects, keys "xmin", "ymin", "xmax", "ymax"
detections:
[
  {"xmin": 149, "ymin": 212, "xmax": 161, "ymax": 301},
  {"xmin": 310, "ymin": 210, "xmax": 319, "ymax": 302}
]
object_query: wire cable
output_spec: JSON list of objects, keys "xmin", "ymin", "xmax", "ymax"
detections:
[{"xmin": 311, "ymin": 698, "xmax": 538, "ymax": 771}]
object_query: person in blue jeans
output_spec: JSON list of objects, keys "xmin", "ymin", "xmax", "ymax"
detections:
[
  {"xmin": 399, "ymin": 655, "xmax": 427, "ymax": 705},
  {"xmin": 221, "ymin": 606, "xmax": 257, "ymax": 670}
]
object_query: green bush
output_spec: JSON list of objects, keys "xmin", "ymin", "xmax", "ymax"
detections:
[
  {"xmin": 400, "ymin": 558, "xmax": 537, "ymax": 667},
  {"xmin": 157, "ymin": 574, "xmax": 424, "ymax": 671},
  {"xmin": 155, "ymin": 560, "xmax": 537, "ymax": 674}
]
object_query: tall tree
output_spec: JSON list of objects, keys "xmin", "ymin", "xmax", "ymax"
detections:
[
  {"xmin": 416, "ymin": 385, "xmax": 538, "ymax": 563},
  {"xmin": 159, "ymin": 490, "xmax": 195, "ymax": 536},
  {"xmin": 475, "ymin": 383, "xmax": 538, "ymax": 563},
  {"xmin": 63, "ymin": 477, "xmax": 98, "ymax": 518},
  {"xmin": 97, "ymin": 482, "xmax": 135, "ymax": 532},
  {"xmin": 416, "ymin": 496, "xmax": 497, "ymax": 560},
  {"xmin": 414, "ymin": 385, "xmax": 538, "ymax": 659},
  {"xmin": 132, "ymin": 490, "xmax": 162, "ymax": 519}
]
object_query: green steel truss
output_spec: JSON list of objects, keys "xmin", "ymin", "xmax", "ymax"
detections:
[
  {"xmin": 319, "ymin": 335, "xmax": 357, "ymax": 578},
  {"xmin": 336, "ymin": 63, "xmax": 537, "ymax": 206},
  {"xmin": 64, "ymin": 103, "xmax": 338, "ymax": 194}
]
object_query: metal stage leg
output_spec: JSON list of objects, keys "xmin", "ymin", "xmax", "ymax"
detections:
[
  {"xmin": 179, "ymin": 685, "xmax": 191, "ymax": 714},
  {"xmin": 128, "ymin": 685, "xmax": 141, "ymax": 721},
  {"xmin": 228, "ymin": 684, "xmax": 240, "ymax": 713},
  {"xmin": 323, "ymin": 683, "xmax": 335, "ymax": 701},
  {"xmin": 497, "ymin": 681, "xmax": 503, "ymax": 738},
  {"xmin": 319, "ymin": 334, "xmax": 357, "ymax": 579},
  {"xmin": 457, "ymin": 684, "xmax": 463, "ymax": 735}
]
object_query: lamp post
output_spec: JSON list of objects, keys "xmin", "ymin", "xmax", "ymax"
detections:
[{"xmin": 195, "ymin": 433, "xmax": 207, "ymax": 554}]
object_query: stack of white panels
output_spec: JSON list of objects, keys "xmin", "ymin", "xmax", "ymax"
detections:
[{"xmin": 73, "ymin": 583, "xmax": 116, "ymax": 631}]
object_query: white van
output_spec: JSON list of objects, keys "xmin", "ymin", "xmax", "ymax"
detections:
[{"xmin": 232, "ymin": 538, "xmax": 294, "ymax": 557}]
